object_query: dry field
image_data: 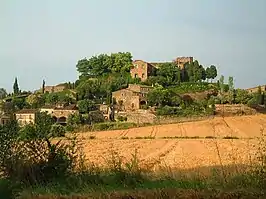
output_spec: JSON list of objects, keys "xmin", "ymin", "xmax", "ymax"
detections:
[{"xmin": 78, "ymin": 114, "xmax": 266, "ymax": 173}]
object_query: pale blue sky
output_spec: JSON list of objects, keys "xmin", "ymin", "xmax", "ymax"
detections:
[{"xmin": 1, "ymin": 0, "xmax": 265, "ymax": 92}]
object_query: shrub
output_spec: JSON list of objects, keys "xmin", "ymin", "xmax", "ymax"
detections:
[
  {"xmin": 0, "ymin": 113, "xmax": 83, "ymax": 185},
  {"xmin": 156, "ymin": 106, "xmax": 181, "ymax": 116},
  {"xmin": 50, "ymin": 124, "xmax": 66, "ymax": 137},
  {"xmin": 117, "ymin": 115, "xmax": 127, "ymax": 122}
]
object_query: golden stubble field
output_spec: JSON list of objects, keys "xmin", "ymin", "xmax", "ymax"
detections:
[{"xmin": 78, "ymin": 114, "xmax": 266, "ymax": 173}]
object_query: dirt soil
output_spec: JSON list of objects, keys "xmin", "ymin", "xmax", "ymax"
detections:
[{"xmin": 78, "ymin": 114, "xmax": 266, "ymax": 172}]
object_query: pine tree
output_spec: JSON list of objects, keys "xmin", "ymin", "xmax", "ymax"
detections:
[{"xmin": 13, "ymin": 77, "xmax": 19, "ymax": 95}]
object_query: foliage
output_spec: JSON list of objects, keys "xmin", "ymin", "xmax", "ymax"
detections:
[
  {"xmin": 168, "ymin": 82, "xmax": 215, "ymax": 94},
  {"xmin": 12, "ymin": 97, "xmax": 28, "ymax": 110},
  {"xmin": 92, "ymin": 122, "xmax": 137, "ymax": 131},
  {"xmin": 147, "ymin": 88, "xmax": 178, "ymax": 107},
  {"xmin": 117, "ymin": 115, "xmax": 127, "ymax": 122},
  {"xmin": 0, "ymin": 88, "xmax": 7, "ymax": 99},
  {"xmin": 76, "ymin": 52, "xmax": 133, "ymax": 78},
  {"xmin": 77, "ymin": 99, "xmax": 97, "ymax": 113},
  {"xmin": 228, "ymin": 76, "xmax": 234, "ymax": 104},
  {"xmin": 156, "ymin": 62, "xmax": 181, "ymax": 85},
  {"xmin": 234, "ymin": 89, "xmax": 252, "ymax": 104},
  {"xmin": 13, "ymin": 77, "xmax": 20, "ymax": 95},
  {"xmin": 26, "ymin": 94, "xmax": 45, "ymax": 108},
  {"xmin": 50, "ymin": 124, "xmax": 66, "ymax": 137},
  {"xmin": 67, "ymin": 113, "xmax": 82, "ymax": 126},
  {"xmin": 45, "ymin": 92, "xmax": 59, "ymax": 105},
  {"xmin": 0, "ymin": 112, "xmax": 82, "ymax": 186}
]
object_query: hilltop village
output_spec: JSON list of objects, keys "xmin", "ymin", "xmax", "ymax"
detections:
[{"xmin": 0, "ymin": 53, "xmax": 265, "ymax": 128}]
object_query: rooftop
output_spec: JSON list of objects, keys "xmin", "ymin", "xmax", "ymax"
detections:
[{"xmin": 15, "ymin": 109, "xmax": 38, "ymax": 114}]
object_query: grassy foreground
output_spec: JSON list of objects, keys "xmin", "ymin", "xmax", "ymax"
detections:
[{"xmin": 2, "ymin": 156, "xmax": 265, "ymax": 199}]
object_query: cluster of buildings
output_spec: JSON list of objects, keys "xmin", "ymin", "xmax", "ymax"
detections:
[
  {"xmin": 0, "ymin": 56, "xmax": 194, "ymax": 126},
  {"xmin": 129, "ymin": 57, "xmax": 193, "ymax": 82}
]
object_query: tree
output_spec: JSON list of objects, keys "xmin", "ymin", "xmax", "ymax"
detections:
[
  {"xmin": 45, "ymin": 93, "xmax": 59, "ymax": 105},
  {"xmin": 76, "ymin": 52, "xmax": 133, "ymax": 78},
  {"xmin": 157, "ymin": 62, "xmax": 181, "ymax": 85},
  {"xmin": 257, "ymin": 86, "xmax": 263, "ymax": 105},
  {"xmin": 219, "ymin": 75, "xmax": 225, "ymax": 93},
  {"xmin": 228, "ymin": 76, "xmax": 234, "ymax": 104},
  {"xmin": 42, "ymin": 80, "xmax": 46, "ymax": 94},
  {"xmin": 209, "ymin": 65, "xmax": 217, "ymax": 82},
  {"xmin": 234, "ymin": 89, "xmax": 251, "ymax": 104},
  {"xmin": 77, "ymin": 99, "xmax": 97, "ymax": 114},
  {"xmin": 206, "ymin": 67, "xmax": 211, "ymax": 82},
  {"xmin": 13, "ymin": 77, "xmax": 19, "ymax": 95},
  {"xmin": 147, "ymin": 88, "xmax": 175, "ymax": 107},
  {"xmin": 0, "ymin": 88, "xmax": 7, "ymax": 99},
  {"xmin": 26, "ymin": 94, "xmax": 46, "ymax": 109}
]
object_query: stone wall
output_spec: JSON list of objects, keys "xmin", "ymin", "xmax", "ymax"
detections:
[
  {"xmin": 215, "ymin": 104, "xmax": 257, "ymax": 116},
  {"xmin": 112, "ymin": 89, "xmax": 140, "ymax": 111}
]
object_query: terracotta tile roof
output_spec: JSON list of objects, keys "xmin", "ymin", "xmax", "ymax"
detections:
[
  {"xmin": 54, "ymin": 104, "xmax": 78, "ymax": 110},
  {"xmin": 15, "ymin": 109, "xmax": 38, "ymax": 114}
]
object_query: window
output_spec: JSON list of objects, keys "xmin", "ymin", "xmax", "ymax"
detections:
[
  {"xmin": 134, "ymin": 74, "xmax": 138, "ymax": 78},
  {"xmin": 134, "ymin": 64, "xmax": 138, "ymax": 68},
  {"xmin": 141, "ymin": 73, "xmax": 145, "ymax": 78}
]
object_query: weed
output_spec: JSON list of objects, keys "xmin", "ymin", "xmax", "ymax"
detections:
[
  {"xmin": 88, "ymin": 135, "xmax": 96, "ymax": 139},
  {"xmin": 205, "ymin": 136, "xmax": 217, "ymax": 139},
  {"xmin": 223, "ymin": 136, "xmax": 239, "ymax": 139}
]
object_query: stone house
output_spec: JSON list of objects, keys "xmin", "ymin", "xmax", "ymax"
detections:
[
  {"xmin": 130, "ymin": 57, "xmax": 193, "ymax": 82},
  {"xmin": 40, "ymin": 104, "xmax": 78, "ymax": 124},
  {"xmin": 15, "ymin": 109, "xmax": 38, "ymax": 126},
  {"xmin": 246, "ymin": 85, "xmax": 266, "ymax": 94},
  {"xmin": 42, "ymin": 85, "xmax": 66, "ymax": 93},
  {"xmin": 0, "ymin": 114, "xmax": 10, "ymax": 126},
  {"xmin": 97, "ymin": 104, "xmax": 114, "ymax": 120},
  {"xmin": 112, "ymin": 84, "xmax": 153, "ymax": 111},
  {"xmin": 130, "ymin": 60, "xmax": 156, "ymax": 81},
  {"xmin": 175, "ymin": 57, "xmax": 193, "ymax": 69}
]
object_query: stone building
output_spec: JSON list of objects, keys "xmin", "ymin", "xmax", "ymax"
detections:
[
  {"xmin": 42, "ymin": 85, "xmax": 66, "ymax": 93},
  {"xmin": 0, "ymin": 114, "xmax": 10, "ymax": 126},
  {"xmin": 40, "ymin": 104, "xmax": 78, "ymax": 124},
  {"xmin": 175, "ymin": 57, "xmax": 193, "ymax": 69},
  {"xmin": 130, "ymin": 60, "xmax": 156, "ymax": 81},
  {"xmin": 130, "ymin": 57, "xmax": 193, "ymax": 82},
  {"xmin": 15, "ymin": 109, "xmax": 38, "ymax": 126},
  {"xmin": 112, "ymin": 84, "xmax": 153, "ymax": 111},
  {"xmin": 246, "ymin": 85, "xmax": 266, "ymax": 94}
]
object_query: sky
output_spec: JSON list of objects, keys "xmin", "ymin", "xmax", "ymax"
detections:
[{"xmin": 1, "ymin": 0, "xmax": 266, "ymax": 92}]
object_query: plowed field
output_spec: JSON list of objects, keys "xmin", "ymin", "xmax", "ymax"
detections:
[{"xmin": 79, "ymin": 114, "xmax": 266, "ymax": 172}]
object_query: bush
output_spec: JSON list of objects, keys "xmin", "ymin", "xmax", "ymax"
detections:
[
  {"xmin": 117, "ymin": 115, "xmax": 127, "ymax": 122},
  {"xmin": 92, "ymin": 122, "xmax": 137, "ymax": 131},
  {"xmin": 50, "ymin": 124, "xmax": 66, "ymax": 137},
  {"xmin": 0, "ymin": 113, "xmax": 83, "ymax": 186},
  {"xmin": 156, "ymin": 106, "xmax": 181, "ymax": 116}
]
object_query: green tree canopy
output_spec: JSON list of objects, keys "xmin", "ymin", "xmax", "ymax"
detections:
[
  {"xmin": 0, "ymin": 88, "xmax": 7, "ymax": 99},
  {"xmin": 76, "ymin": 52, "xmax": 133, "ymax": 78}
]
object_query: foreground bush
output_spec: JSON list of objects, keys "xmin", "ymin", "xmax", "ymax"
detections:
[{"xmin": 0, "ymin": 112, "xmax": 83, "ymax": 186}]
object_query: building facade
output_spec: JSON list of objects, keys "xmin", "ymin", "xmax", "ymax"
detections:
[
  {"xmin": 130, "ymin": 60, "xmax": 156, "ymax": 81},
  {"xmin": 40, "ymin": 104, "xmax": 78, "ymax": 124},
  {"xmin": 175, "ymin": 57, "xmax": 193, "ymax": 69},
  {"xmin": 15, "ymin": 109, "xmax": 37, "ymax": 126},
  {"xmin": 112, "ymin": 84, "xmax": 153, "ymax": 111},
  {"xmin": 130, "ymin": 57, "xmax": 193, "ymax": 82},
  {"xmin": 246, "ymin": 85, "xmax": 266, "ymax": 94},
  {"xmin": 0, "ymin": 115, "xmax": 10, "ymax": 126}
]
